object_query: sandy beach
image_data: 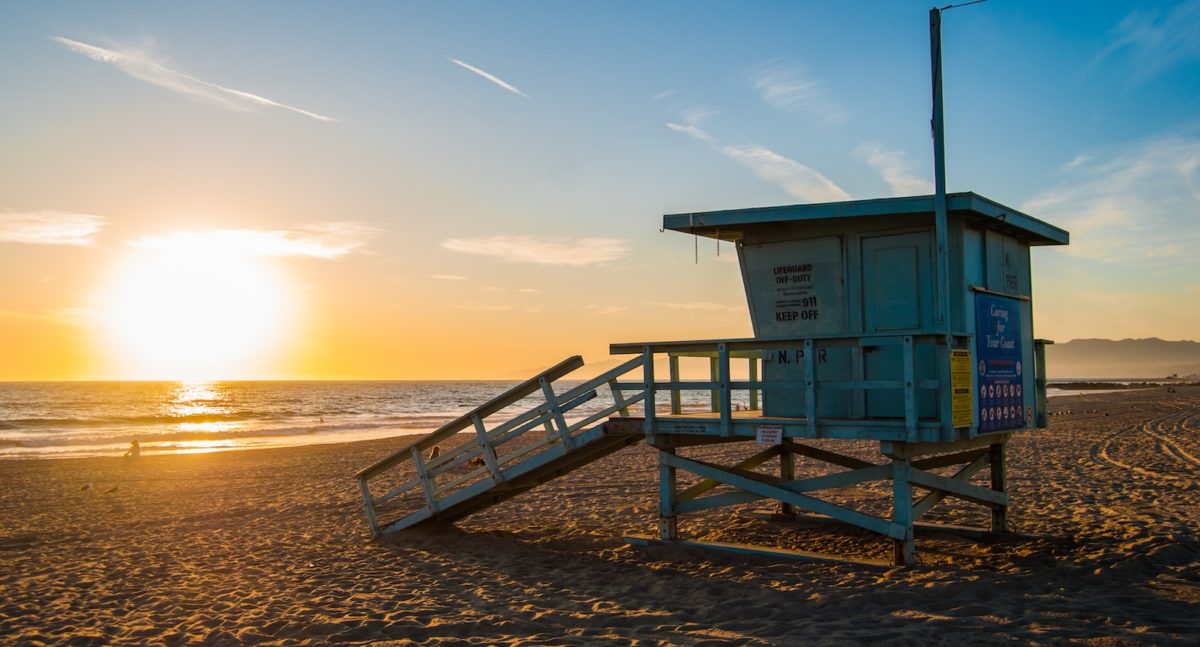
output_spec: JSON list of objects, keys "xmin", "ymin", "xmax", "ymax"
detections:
[{"xmin": 2, "ymin": 387, "xmax": 1197, "ymax": 645}]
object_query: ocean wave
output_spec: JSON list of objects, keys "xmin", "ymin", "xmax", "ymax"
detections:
[{"xmin": 0, "ymin": 419, "xmax": 435, "ymax": 449}]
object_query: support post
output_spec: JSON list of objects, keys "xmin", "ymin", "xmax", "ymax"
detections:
[
  {"xmin": 779, "ymin": 441, "xmax": 796, "ymax": 517},
  {"xmin": 892, "ymin": 456, "xmax": 915, "ymax": 566},
  {"xmin": 659, "ymin": 448, "xmax": 678, "ymax": 540},
  {"xmin": 990, "ymin": 441, "xmax": 1008, "ymax": 533}
]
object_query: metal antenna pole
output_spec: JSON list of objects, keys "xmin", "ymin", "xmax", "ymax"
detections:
[
  {"xmin": 930, "ymin": 0, "xmax": 988, "ymax": 333},
  {"xmin": 930, "ymin": 6, "xmax": 951, "ymax": 333}
]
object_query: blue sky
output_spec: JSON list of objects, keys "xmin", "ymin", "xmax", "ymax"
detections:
[{"xmin": 0, "ymin": 1, "xmax": 1197, "ymax": 378}]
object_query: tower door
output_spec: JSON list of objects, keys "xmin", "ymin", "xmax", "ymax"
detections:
[{"xmin": 861, "ymin": 232, "xmax": 936, "ymax": 418}]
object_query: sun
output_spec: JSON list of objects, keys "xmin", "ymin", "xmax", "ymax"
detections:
[{"xmin": 99, "ymin": 235, "xmax": 294, "ymax": 380}]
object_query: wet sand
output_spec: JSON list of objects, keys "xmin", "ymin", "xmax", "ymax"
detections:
[{"xmin": 1, "ymin": 387, "xmax": 1197, "ymax": 645}]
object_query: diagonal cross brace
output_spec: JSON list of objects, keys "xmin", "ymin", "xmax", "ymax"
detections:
[{"xmin": 661, "ymin": 452, "xmax": 907, "ymax": 540}]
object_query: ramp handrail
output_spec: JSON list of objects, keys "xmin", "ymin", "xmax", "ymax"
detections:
[{"xmin": 355, "ymin": 354, "xmax": 646, "ymax": 536}]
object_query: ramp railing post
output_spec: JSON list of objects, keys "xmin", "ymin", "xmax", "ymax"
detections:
[
  {"xmin": 539, "ymin": 377, "xmax": 575, "ymax": 450},
  {"xmin": 708, "ymin": 356, "xmax": 719, "ymax": 412},
  {"xmin": 412, "ymin": 446, "xmax": 440, "ymax": 513},
  {"xmin": 357, "ymin": 476, "xmax": 380, "ymax": 536},
  {"xmin": 748, "ymin": 354, "xmax": 760, "ymax": 411},
  {"xmin": 471, "ymin": 413, "xmax": 504, "ymax": 482},
  {"xmin": 669, "ymin": 354, "xmax": 682, "ymax": 414},
  {"xmin": 718, "ymin": 343, "xmax": 732, "ymax": 436},
  {"xmin": 643, "ymin": 347, "xmax": 656, "ymax": 436}
]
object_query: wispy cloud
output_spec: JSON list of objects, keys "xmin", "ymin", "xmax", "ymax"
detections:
[
  {"xmin": 0, "ymin": 211, "xmax": 105, "ymax": 246},
  {"xmin": 441, "ymin": 235, "xmax": 630, "ymax": 266},
  {"xmin": 1094, "ymin": 1, "xmax": 1200, "ymax": 81},
  {"xmin": 665, "ymin": 106, "xmax": 849, "ymax": 202},
  {"xmin": 1022, "ymin": 136, "xmax": 1200, "ymax": 267},
  {"xmin": 53, "ymin": 36, "xmax": 336, "ymax": 122},
  {"xmin": 856, "ymin": 144, "xmax": 933, "ymax": 196},
  {"xmin": 129, "ymin": 222, "xmax": 378, "ymax": 259},
  {"xmin": 430, "ymin": 274, "xmax": 469, "ymax": 281},
  {"xmin": 587, "ymin": 304, "xmax": 628, "ymax": 316},
  {"xmin": 448, "ymin": 57, "xmax": 529, "ymax": 98},
  {"xmin": 747, "ymin": 60, "xmax": 848, "ymax": 125},
  {"xmin": 452, "ymin": 304, "xmax": 513, "ymax": 311},
  {"xmin": 665, "ymin": 105, "xmax": 718, "ymax": 143},
  {"xmin": 721, "ymin": 145, "xmax": 851, "ymax": 202}
]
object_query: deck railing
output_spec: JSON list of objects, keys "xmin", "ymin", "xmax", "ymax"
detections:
[
  {"xmin": 354, "ymin": 354, "xmax": 646, "ymax": 536},
  {"xmin": 611, "ymin": 333, "xmax": 971, "ymax": 443}
]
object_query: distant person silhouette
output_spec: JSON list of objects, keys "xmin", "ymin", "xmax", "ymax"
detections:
[{"xmin": 123, "ymin": 439, "xmax": 141, "ymax": 459}]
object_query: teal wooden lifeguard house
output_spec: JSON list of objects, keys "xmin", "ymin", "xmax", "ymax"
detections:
[
  {"xmin": 355, "ymin": 191, "xmax": 1068, "ymax": 566},
  {"xmin": 355, "ymin": 7, "xmax": 1070, "ymax": 566}
]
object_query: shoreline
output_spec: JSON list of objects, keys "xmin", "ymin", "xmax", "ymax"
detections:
[
  {"xmin": 2, "ymin": 387, "xmax": 1197, "ymax": 644},
  {"xmin": 5, "ymin": 384, "xmax": 1187, "ymax": 462}
]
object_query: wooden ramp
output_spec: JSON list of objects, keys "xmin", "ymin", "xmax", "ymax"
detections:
[{"xmin": 354, "ymin": 355, "xmax": 646, "ymax": 537}]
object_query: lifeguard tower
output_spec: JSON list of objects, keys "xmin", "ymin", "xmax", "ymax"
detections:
[
  {"xmin": 354, "ymin": 191, "xmax": 1068, "ymax": 566},
  {"xmin": 354, "ymin": 7, "xmax": 1070, "ymax": 566}
]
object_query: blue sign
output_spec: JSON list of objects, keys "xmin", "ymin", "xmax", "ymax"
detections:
[{"xmin": 975, "ymin": 293, "xmax": 1023, "ymax": 432}]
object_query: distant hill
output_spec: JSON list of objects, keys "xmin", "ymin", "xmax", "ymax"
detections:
[{"xmin": 1045, "ymin": 338, "xmax": 1200, "ymax": 379}]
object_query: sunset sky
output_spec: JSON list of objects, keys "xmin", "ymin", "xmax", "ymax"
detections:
[{"xmin": 1, "ymin": 1, "xmax": 1197, "ymax": 380}]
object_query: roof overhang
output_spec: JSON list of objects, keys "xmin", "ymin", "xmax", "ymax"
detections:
[{"xmin": 662, "ymin": 192, "xmax": 1069, "ymax": 246}]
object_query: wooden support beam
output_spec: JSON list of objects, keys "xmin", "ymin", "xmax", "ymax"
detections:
[
  {"xmin": 882, "ymin": 432, "xmax": 1012, "ymax": 459},
  {"xmin": 779, "ymin": 442, "xmax": 795, "ymax": 516},
  {"xmin": 892, "ymin": 458, "xmax": 915, "ymax": 566},
  {"xmin": 659, "ymin": 448, "xmax": 678, "ymax": 540},
  {"xmin": 911, "ymin": 448, "xmax": 988, "ymax": 471},
  {"xmin": 907, "ymin": 463, "xmax": 1008, "ymax": 508},
  {"xmin": 662, "ymin": 452, "xmax": 906, "ymax": 540},
  {"xmin": 676, "ymin": 445, "xmax": 780, "ymax": 502},
  {"xmin": 990, "ymin": 442, "xmax": 1008, "ymax": 533},
  {"xmin": 912, "ymin": 451, "xmax": 991, "ymax": 519},
  {"xmin": 676, "ymin": 462, "xmax": 895, "ymax": 514},
  {"xmin": 787, "ymin": 441, "xmax": 876, "ymax": 470},
  {"xmin": 623, "ymin": 535, "xmax": 892, "ymax": 568}
]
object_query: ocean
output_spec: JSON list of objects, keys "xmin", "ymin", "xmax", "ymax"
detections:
[
  {"xmin": 0, "ymin": 379, "xmax": 1119, "ymax": 460},
  {"xmin": 0, "ymin": 380, "xmax": 723, "ymax": 460}
]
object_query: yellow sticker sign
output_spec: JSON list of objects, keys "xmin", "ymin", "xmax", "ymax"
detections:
[{"xmin": 951, "ymin": 349, "xmax": 973, "ymax": 428}]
